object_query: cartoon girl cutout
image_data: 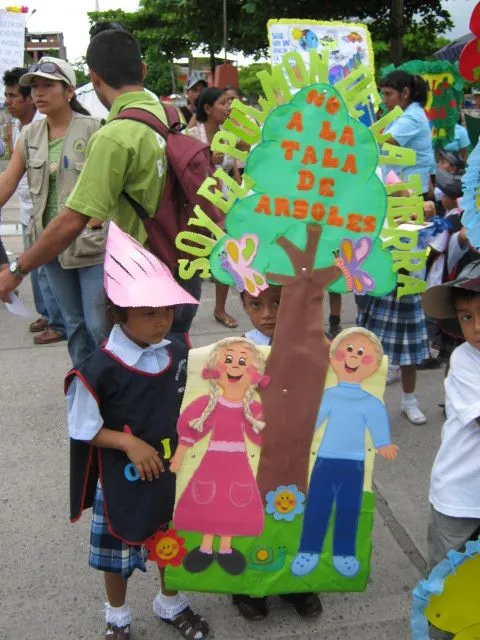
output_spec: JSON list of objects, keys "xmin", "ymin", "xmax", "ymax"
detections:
[{"xmin": 170, "ymin": 337, "xmax": 269, "ymax": 576}]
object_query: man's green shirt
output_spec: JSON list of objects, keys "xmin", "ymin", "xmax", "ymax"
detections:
[{"xmin": 66, "ymin": 91, "xmax": 167, "ymax": 245}]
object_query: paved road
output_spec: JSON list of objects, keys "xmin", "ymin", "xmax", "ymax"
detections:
[{"xmin": 0, "ymin": 202, "xmax": 445, "ymax": 639}]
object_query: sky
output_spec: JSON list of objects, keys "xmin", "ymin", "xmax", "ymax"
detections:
[{"xmin": 24, "ymin": 0, "xmax": 473, "ymax": 63}]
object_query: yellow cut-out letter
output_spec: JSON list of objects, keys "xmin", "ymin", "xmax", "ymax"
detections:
[{"xmin": 211, "ymin": 130, "xmax": 248, "ymax": 163}]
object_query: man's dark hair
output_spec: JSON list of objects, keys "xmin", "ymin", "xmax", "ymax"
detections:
[
  {"xmin": 3, "ymin": 67, "xmax": 31, "ymax": 97},
  {"xmin": 89, "ymin": 20, "xmax": 127, "ymax": 40},
  {"xmin": 86, "ymin": 30, "xmax": 142, "ymax": 89}
]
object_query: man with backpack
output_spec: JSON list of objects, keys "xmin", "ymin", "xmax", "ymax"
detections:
[{"xmin": 0, "ymin": 29, "xmax": 221, "ymax": 334}]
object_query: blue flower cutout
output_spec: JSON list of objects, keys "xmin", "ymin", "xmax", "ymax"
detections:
[{"xmin": 265, "ymin": 485, "xmax": 305, "ymax": 522}]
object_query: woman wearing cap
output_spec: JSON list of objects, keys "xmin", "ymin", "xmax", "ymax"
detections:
[
  {"xmin": 186, "ymin": 87, "xmax": 239, "ymax": 329},
  {"xmin": 0, "ymin": 56, "xmax": 105, "ymax": 366},
  {"xmin": 180, "ymin": 72, "xmax": 208, "ymax": 127}
]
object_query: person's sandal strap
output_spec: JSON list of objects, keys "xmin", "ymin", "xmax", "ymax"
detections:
[
  {"xmin": 105, "ymin": 623, "xmax": 131, "ymax": 639},
  {"xmin": 162, "ymin": 606, "xmax": 209, "ymax": 640}
]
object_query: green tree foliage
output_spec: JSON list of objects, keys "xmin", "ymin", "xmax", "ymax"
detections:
[
  {"xmin": 71, "ymin": 58, "xmax": 90, "ymax": 88},
  {"xmin": 374, "ymin": 25, "xmax": 450, "ymax": 73},
  {"xmin": 88, "ymin": 3, "xmax": 189, "ymax": 95},
  {"xmin": 89, "ymin": 0, "xmax": 453, "ymax": 68},
  {"xmin": 238, "ymin": 63, "xmax": 270, "ymax": 102},
  {"xmin": 238, "ymin": 0, "xmax": 452, "ymax": 56}
]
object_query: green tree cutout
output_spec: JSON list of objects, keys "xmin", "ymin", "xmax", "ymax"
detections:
[{"xmin": 210, "ymin": 83, "xmax": 397, "ymax": 497}]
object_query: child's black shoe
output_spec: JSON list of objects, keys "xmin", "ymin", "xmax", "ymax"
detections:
[
  {"xmin": 280, "ymin": 592, "xmax": 323, "ymax": 618},
  {"xmin": 232, "ymin": 594, "xmax": 268, "ymax": 620}
]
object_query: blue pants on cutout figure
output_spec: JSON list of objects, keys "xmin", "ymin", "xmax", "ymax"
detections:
[{"xmin": 291, "ymin": 457, "xmax": 364, "ymax": 578}]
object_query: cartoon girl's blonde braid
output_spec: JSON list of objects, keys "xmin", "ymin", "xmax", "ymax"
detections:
[
  {"xmin": 189, "ymin": 381, "xmax": 221, "ymax": 432},
  {"xmin": 243, "ymin": 385, "xmax": 265, "ymax": 433}
]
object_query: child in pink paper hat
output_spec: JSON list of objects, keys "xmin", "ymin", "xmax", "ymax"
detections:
[{"xmin": 65, "ymin": 223, "xmax": 208, "ymax": 640}]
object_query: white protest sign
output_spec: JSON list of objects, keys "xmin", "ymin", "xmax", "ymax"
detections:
[
  {"xmin": 268, "ymin": 19, "xmax": 375, "ymax": 79},
  {"xmin": 0, "ymin": 9, "xmax": 26, "ymax": 98},
  {"xmin": 267, "ymin": 19, "xmax": 378, "ymax": 125}
]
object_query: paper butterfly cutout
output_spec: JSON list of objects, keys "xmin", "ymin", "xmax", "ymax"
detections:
[
  {"xmin": 220, "ymin": 234, "xmax": 268, "ymax": 296},
  {"xmin": 333, "ymin": 237, "xmax": 375, "ymax": 295}
]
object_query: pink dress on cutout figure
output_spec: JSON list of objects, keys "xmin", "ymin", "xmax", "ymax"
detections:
[{"xmin": 173, "ymin": 395, "xmax": 264, "ymax": 537}]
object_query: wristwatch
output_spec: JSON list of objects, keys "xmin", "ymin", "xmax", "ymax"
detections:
[{"xmin": 9, "ymin": 258, "xmax": 27, "ymax": 278}]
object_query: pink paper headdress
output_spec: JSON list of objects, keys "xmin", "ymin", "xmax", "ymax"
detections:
[{"xmin": 104, "ymin": 222, "xmax": 198, "ymax": 308}]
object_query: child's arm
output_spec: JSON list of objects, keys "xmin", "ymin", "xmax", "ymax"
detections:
[
  {"xmin": 92, "ymin": 428, "xmax": 164, "ymax": 482},
  {"xmin": 446, "ymin": 350, "xmax": 480, "ymax": 429},
  {"xmin": 67, "ymin": 376, "xmax": 164, "ymax": 482}
]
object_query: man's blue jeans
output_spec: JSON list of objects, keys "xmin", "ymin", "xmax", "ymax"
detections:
[
  {"xmin": 299, "ymin": 457, "xmax": 364, "ymax": 557},
  {"xmin": 22, "ymin": 224, "xmax": 65, "ymax": 335},
  {"xmin": 43, "ymin": 259, "xmax": 106, "ymax": 366}
]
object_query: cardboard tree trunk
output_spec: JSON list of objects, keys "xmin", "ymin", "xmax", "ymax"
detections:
[{"xmin": 257, "ymin": 225, "xmax": 339, "ymax": 497}]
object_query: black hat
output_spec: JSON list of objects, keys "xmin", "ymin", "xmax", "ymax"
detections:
[
  {"xmin": 436, "ymin": 167, "xmax": 464, "ymax": 199},
  {"xmin": 438, "ymin": 148, "xmax": 466, "ymax": 173},
  {"xmin": 422, "ymin": 260, "xmax": 480, "ymax": 319}
]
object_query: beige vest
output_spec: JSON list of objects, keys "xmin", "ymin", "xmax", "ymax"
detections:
[{"xmin": 21, "ymin": 113, "xmax": 106, "ymax": 269}]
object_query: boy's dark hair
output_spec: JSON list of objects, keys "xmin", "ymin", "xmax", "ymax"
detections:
[
  {"xmin": 86, "ymin": 30, "xmax": 143, "ymax": 89},
  {"xmin": 452, "ymin": 287, "xmax": 480, "ymax": 307},
  {"xmin": 195, "ymin": 87, "xmax": 226, "ymax": 123},
  {"xmin": 224, "ymin": 85, "xmax": 241, "ymax": 97},
  {"xmin": 380, "ymin": 70, "xmax": 429, "ymax": 108},
  {"xmin": 240, "ymin": 284, "xmax": 282, "ymax": 304},
  {"xmin": 105, "ymin": 297, "xmax": 128, "ymax": 332},
  {"xmin": 3, "ymin": 67, "xmax": 30, "ymax": 97}
]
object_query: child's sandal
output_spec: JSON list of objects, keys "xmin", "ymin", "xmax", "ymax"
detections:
[
  {"xmin": 161, "ymin": 606, "xmax": 209, "ymax": 640},
  {"xmin": 105, "ymin": 623, "xmax": 131, "ymax": 639}
]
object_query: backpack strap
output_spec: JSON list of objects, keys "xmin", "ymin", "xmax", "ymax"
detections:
[
  {"xmin": 115, "ymin": 104, "xmax": 185, "ymax": 137},
  {"xmin": 113, "ymin": 104, "xmax": 182, "ymax": 222}
]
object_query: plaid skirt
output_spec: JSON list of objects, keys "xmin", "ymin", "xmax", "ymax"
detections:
[
  {"xmin": 357, "ymin": 293, "xmax": 429, "ymax": 366},
  {"xmin": 89, "ymin": 484, "xmax": 148, "ymax": 578}
]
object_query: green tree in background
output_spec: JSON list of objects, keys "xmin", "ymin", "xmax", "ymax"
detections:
[
  {"xmin": 373, "ymin": 24, "xmax": 449, "ymax": 74},
  {"xmin": 238, "ymin": 63, "xmax": 270, "ymax": 102},
  {"xmin": 89, "ymin": 0, "xmax": 453, "ymax": 93},
  {"xmin": 88, "ymin": 3, "xmax": 189, "ymax": 95},
  {"xmin": 71, "ymin": 58, "xmax": 90, "ymax": 88}
]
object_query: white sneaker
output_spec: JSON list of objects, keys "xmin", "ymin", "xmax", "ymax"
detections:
[
  {"xmin": 401, "ymin": 400, "xmax": 427, "ymax": 425},
  {"xmin": 386, "ymin": 365, "xmax": 401, "ymax": 385}
]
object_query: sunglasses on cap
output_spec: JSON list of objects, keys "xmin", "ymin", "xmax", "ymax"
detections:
[{"xmin": 28, "ymin": 62, "xmax": 71, "ymax": 84}]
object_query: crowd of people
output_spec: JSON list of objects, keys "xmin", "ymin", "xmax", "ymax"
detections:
[{"xmin": 0, "ymin": 18, "xmax": 479, "ymax": 640}]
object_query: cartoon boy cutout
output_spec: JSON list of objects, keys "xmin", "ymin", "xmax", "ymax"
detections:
[{"xmin": 291, "ymin": 328, "xmax": 398, "ymax": 578}]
